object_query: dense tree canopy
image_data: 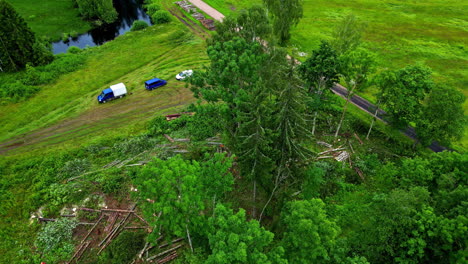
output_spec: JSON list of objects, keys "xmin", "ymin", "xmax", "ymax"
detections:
[{"xmin": 0, "ymin": 0, "xmax": 52, "ymax": 72}]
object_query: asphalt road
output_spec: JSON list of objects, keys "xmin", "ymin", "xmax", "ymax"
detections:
[{"xmin": 331, "ymin": 84, "xmax": 448, "ymax": 152}]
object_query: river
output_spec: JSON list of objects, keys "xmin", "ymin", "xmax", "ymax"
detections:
[{"xmin": 52, "ymin": 0, "xmax": 152, "ymax": 54}]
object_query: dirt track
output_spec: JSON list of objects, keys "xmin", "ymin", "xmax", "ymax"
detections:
[
  {"xmin": 0, "ymin": 83, "xmax": 195, "ymax": 154},
  {"xmin": 188, "ymin": 0, "xmax": 225, "ymax": 21}
]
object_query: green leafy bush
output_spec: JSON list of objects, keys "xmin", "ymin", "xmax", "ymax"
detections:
[
  {"xmin": 98, "ymin": 168, "xmax": 127, "ymax": 195},
  {"xmin": 67, "ymin": 46, "xmax": 82, "ymax": 54},
  {"xmin": 130, "ymin": 20, "xmax": 149, "ymax": 31},
  {"xmin": 35, "ymin": 218, "xmax": 78, "ymax": 263},
  {"xmin": 152, "ymin": 10, "xmax": 171, "ymax": 24},
  {"xmin": 146, "ymin": 3, "xmax": 161, "ymax": 16}
]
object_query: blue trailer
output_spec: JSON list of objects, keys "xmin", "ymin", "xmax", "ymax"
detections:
[{"xmin": 145, "ymin": 78, "xmax": 167, "ymax": 91}]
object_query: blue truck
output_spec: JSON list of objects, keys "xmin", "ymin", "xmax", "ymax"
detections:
[
  {"xmin": 145, "ymin": 78, "xmax": 167, "ymax": 90},
  {"xmin": 97, "ymin": 83, "xmax": 127, "ymax": 103}
]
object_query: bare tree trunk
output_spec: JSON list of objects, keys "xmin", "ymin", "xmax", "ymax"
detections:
[
  {"xmin": 259, "ymin": 170, "xmax": 281, "ymax": 222},
  {"xmin": 312, "ymin": 111, "xmax": 318, "ymax": 135},
  {"xmin": 366, "ymin": 100, "xmax": 381, "ymax": 140},
  {"xmin": 252, "ymin": 180, "xmax": 257, "ymax": 218},
  {"xmin": 186, "ymin": 225, "xmax": 193, "ymax": 253},
  {"xmin": 212, "ymin": 194, "xmax": 216, "ymax": 217},
  {"xmin": 335, "ymin": 83, "xmax": 356, "ymax": 138}
]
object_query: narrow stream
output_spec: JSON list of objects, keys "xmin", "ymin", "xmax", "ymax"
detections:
[{"xmin": 52, "ymin": 0, "xmax": 151, "ymax": 54}]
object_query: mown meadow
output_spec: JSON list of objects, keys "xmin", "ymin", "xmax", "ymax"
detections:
[{"xmin": 0, "ymin": 22, "xmax": 208, "ymax": 155}]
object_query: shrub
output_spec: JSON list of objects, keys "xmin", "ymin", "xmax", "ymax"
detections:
[
  {"xmin": 70, "ymin": 31, "xmax": 79, "ymax": 38},
  {"xmin": 152, "ymin": 10, "xmax": 171, "ymax": 24},
  {"xmin": 67, "ymin": 46, "xmax": 81, "ymax": 54},
  {"xmin": 62, "ymin": 32, "xmax": 70, "ymax": 42},
  {"xmin": 98, "ymin": 168, "xmax": 127, "ymax": 195},
  {"xmin": 131, "ymin": 20, "xmax": 149, "ymax": 31},
  {"xmin": 35, "ymin": 218, "xmax": 78, "ymax": 261},
  {"xmin": 146, "ymin": 3, "xmax": 161, "ymax": 16}
]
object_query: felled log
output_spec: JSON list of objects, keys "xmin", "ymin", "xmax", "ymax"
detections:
[{"xmin": 147, "ymin": 244, "xmax": 183, "ymax": 261}]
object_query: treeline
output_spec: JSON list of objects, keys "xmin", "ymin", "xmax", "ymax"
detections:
[{"xmin": 72, "ymin": 0, "xmax": 118, "ymax": 24}]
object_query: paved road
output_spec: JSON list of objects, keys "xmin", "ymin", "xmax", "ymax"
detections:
[
  {"xmin": 331, "ymin": 84, "xmax": 448, "ymax": 152},
  {"xmin": 186, "ymin": 0, "xmax": 449, "ymax": 153}
]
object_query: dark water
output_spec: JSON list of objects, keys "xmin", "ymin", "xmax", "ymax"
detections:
[{"xmin": 52, "ymin": 0, "xmax": 151, "ymax": 54}]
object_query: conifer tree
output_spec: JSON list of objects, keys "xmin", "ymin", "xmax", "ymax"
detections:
[{"xmin": 0, "ymin": 0, "xmax": 38, "ymax": 72}]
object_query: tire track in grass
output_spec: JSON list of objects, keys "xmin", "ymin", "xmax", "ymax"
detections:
[{"xmin": 0, "ymin": 46, "xmax": 205, "ymax": 154}]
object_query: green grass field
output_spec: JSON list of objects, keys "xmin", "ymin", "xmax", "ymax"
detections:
[
  {"xmin": 9, "ymin": 0, "xmax": 91, "ymax": 40},
  {"xmin": 0, "ymin": 23, "xmax": 208, "ymax": 155}
]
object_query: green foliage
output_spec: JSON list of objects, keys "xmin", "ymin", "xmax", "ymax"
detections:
[
  {"xmin": 0, "ymin": 0, "xmax": 52, "ymax": 72},
  {"xmin": 146, "ymin": 3, "xmax": 161, "ymax": 16},
  {"xmin": 263, "ymin": 0, "xmax": 303, "ymax": 44},
  {"xmin": 74, "ymin": 0, "xmax": 118, "ymax": 24},
  {"xmin": 131, "ymin": 20, "xmax": 149, "ymax": 32},
  {"xmin": 112, "ymin": 135, "xmax": 158, "ymax": 155},
  {"xmin": 416, "ymin": 86, "xmax": 466, "ymax": 146},
  {"xmin": 339, "ymin": 47, "xmax": 376, "ymax": 89},
  {"xmin": 152, "ymin": 10, "xmax": 171, "ymax": 24},
  {"xmin": 298, "ymin": 41, "xmax": 340, "ymax": 91},
  {"xmin": 35, "ymin": 218, "xmax": 78, "ymax": 262},
  {"xmin": 379, "ymin": 64, "xmax": 434, "ymax": 129},
  {"xmin": 98, "ymin": 168, "xmax": 127, "ymax": 195},
  {"xmin": 207, "ymin": 204, "xmax": 286, "ymax": 263},
  {"xmin": 134, "ymin": 154, "xmax": 234, "ymax": 240},
  {"xmin": 105, "ymin": 231, "xmax": 146, "ymax": 264},
  {"xmin": 67, "ymin": 46, "xmax": 82, "ymax": 54},
  {"xmin": 213, "ymin": 5, "xmax": 271, "ymax": 44},
  {"xmin": 332, "ymin": 14, "xmax": 365, "ymax": 55},
  {"xmin": 0, "ymin": 52, "xmax": 86, "ymax": 103},
  {"xmin": 281, "ymin": 199, "xmax": 340, "ymax": 263},
  {"xmin": 185, "ymin": 104, "xmax": 225, "ymax": 141}
]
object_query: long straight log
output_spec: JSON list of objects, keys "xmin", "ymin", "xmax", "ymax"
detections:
[
  {"xmin": 80, "ymin": 208, "xmax": 101, "ymax": 212},
  {"xmin": 38, "ymin": 217, "xmax": 56, "ymax": 222},
  {"xmin": 98, "ymin": 204, "xmax": 137, "ymax": 254},
  {"xmin": 81, "ymin": 214, "xmax": 104, "ymax": 244},
  {"xmin": 147, "ymin": 244, "xmax": 183, "ymax": 261},
  {"xmin": 158, "ymin": 252, "xmax": 178, "ymax": 264},
  {"xmin": 132, "ymin": 212, "xmax": 149, "ymax": 225},
  {"xmin": 101, "ymin": 208, "xmax": 135, "ymax": 213},
  {"xmin": 75, "ymin": 241, "xmax": 91, "ymax": 263},
  {"xmin": 158, "ymin": 238, "xmax": 184, "ymax": 249}
]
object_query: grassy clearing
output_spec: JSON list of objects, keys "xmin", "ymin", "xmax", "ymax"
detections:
[
  {"xmin": 0, "ymin": 23, "xmax": 208, "ymax": 155},
  {"xmin": 8, "ymin": 0, "xmax": 91, "ymax": 40}
]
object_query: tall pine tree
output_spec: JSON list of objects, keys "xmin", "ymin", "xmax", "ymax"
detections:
[
  {"xmin": 0, "ymin": 0, "xmax": 35, "ymax": 72},
  {"xmin": 0, "ymin": 0, "xmax": 52, "ymax": 72}
]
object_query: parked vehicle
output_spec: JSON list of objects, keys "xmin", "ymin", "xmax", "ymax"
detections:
[
  {"xmin": 97, "ymin": 83, "xmax": 127, "ymax": 103},
  {"xmin": 176, "ymin": 70, "xmax": 193, "ymax": 80},
  {"xmin": 145, "ymin": 78, "xmax": 167, "ymax": 90}
]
